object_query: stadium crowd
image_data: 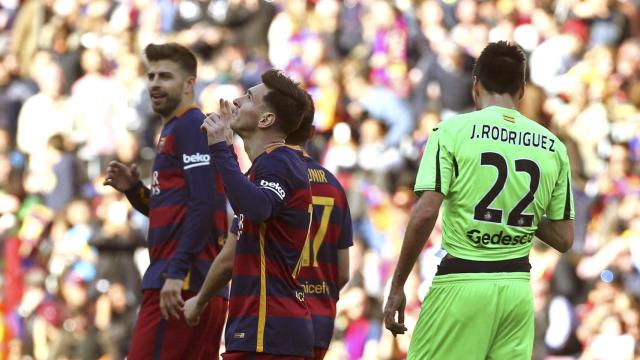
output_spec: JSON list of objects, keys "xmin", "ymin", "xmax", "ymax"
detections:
[{"xmin": 0, "ymin": 0, "xmax": 639, "ymax": 359}]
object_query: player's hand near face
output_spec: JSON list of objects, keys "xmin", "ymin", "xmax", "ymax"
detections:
[
  {"xmin": 160, "ymin": 278, "xmax": 185, "ymax": 320},
  {"xmin": 219, "ymin": 99, "xmax": 235, "ymax": 145},
  {"xmin": 183, "ymin": 295, "xmax": 207, "ymax": 326},
  {"xmin": 384, "ymin": 289, "xmax": 408, "ymax": 337},
  {"xmin": 201, "ymin": 98, "xmax": 233, "ymax": 145},
  {"xmin": 103, "ymin": 161, "xmax": 140, "ymax": 192}
]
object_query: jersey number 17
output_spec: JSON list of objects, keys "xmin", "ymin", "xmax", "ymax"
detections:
[{"xmin": 293, "ymin": 196, "xmax": 334, "ymax": 277}]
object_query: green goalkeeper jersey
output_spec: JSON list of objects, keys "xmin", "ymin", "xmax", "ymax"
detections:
[{"xmin": 415, "ymin": 106, "xmax": 575, "ymax": 261}]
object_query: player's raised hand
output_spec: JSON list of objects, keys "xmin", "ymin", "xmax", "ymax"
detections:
[
  {"xmin": 201, "ymin": 112, "xmax": 227, "ymax": 145},
  {"xmin": 219, "ymin": 98, "xmax": 232, "ymax": 122},
  {"xmin": 160, "ymin": 278, "xmax": 185, "ymax": 320},
  {"xmin": 103, "ymin": 161, "xmax": 140, "ymax": 192},
  {"xmin": 219, "ymin": 99, "xmax": 235, "ymax": 145},
  {"xmin": 384, "ymin": 290, "xmax": 408, "ymax": 337},
  {"xmin": 183, "ymin": 295, "xmax": 207, "ymax": 327}
]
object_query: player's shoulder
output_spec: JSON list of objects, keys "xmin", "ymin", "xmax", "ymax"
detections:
[
  {"xmin": 433, "ymin": 111, "xmax": 476, "ymax": 135},
  {"xmin": 308, "ymin": 158, "xmax": 345, "ymax": 189},
  {"xmin": 266, "ymin": 144, "xmax": 306, "ymax": 162},
  {"xmin": 258, "ymin": 145, "xmax": 308, "ymax": 175},
  {"xmin": 518, "ymin": 114, "xmax": 568, "ymax": 155},
  {"xmin": 518, "ymin": 114, "xmax": 554, "ymax": 136},
  {"xmin": 174, "ymin": 107, "xmax": 206, "ymax": 129},
  {"xmin": 305, "ymin": 156, "xmax": 325, "ymax": 173}
]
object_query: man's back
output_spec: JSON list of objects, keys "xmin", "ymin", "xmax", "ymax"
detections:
[
  {"xmin": 225, "ymin": 145, "xmax": 314, "ymax": 357},
  {"xmin": 415, "ymin": 105, "xmax": 574, "ymax": 261},
  {"xmin": 385, "ymin": 41, "xmax": 575, "ymax": 360},
  {"xmin": 298, "ymin": 156, "xmax": 353, "ymax": 350}
]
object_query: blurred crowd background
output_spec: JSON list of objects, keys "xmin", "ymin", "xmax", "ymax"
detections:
[{"xmin": 0, "ymin": 0, "xmax": 639, "ymax": 359}]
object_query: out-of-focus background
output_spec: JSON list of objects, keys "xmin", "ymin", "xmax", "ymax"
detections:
[{"xmin": 0, "ymin": 0, "xmax": 639, "ymax": 359}]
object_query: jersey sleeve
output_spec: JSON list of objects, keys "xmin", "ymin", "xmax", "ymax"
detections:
[
  {"xmin": 249, "ymin": 153, "xmax": 296, "ymax": 217},
  {"xmin": 546, "ymin": 147, "xmax": 575, "ymax": 220},
  {"xmin": 124, "ymin": 181, "xmax": 151, "ymax": 216},
  {"xmin": 209, "ymin": 143, "xmax": 295, "ymax": 223},
  {"xmin": 166, "ymin": 115, "xmax": 217, "ymax": 280},
  {"xmin": 414, "ymin": 126, "xmax": 455, "ymax": 196}
]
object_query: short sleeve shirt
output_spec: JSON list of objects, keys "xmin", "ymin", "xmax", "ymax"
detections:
[{"xmin": 415, "ymin": 106, "xmax": 574, "ymax": 260}]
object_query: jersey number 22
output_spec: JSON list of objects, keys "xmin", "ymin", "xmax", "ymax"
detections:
[{"xmin": 474, "ymin": 152, "xmax": 540, "ymax": 227}]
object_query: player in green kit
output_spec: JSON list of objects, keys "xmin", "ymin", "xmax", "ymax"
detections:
[{"xmin": 383, "ymin": 41, "xmax": 575, "ymax": 360}]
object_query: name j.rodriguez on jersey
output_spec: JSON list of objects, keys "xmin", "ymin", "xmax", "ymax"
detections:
[{"xmin": 470, "ymin": 124, "xmax": 556, "ymax": 152}]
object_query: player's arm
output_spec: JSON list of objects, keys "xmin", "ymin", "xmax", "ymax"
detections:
[
  {"xmin": 536, "ymin": 218, "xmax": 574, "ymax": 252},
  {"xmin": 184, "ymin": 217, "xmax": 239, "ymax": 326},
  {"xmin": 538, "ymin": 145, "xmax": 575, "ymax": 253},
  {"xmin": 338, "ymin": 248, "xmax": 350, "ymax": 290},
  {"xmin": 203, "ymin": 105, "xmax": 291, "ymax": 222},
  {"xmin": 385, "ymin": 192, "xmax": 444, "ymax": 336},
  {"xmin": 208, "ymin": 142, "xmax": 291, "ymax": 222},
  {"xmin": 337, "ymin": 191, "xmax": 354, "ymax": 290},
  {"xmin": 184, "ymin": 232, "xmax": 237, "ymax": 326},
  {"xmin": 385, "ymin": 124, "xmax": 453, "ymax": 336},
  {"xmin": 197, "ymin": 232, "xmax": 236, "ymax": 304},
  {"xmin": 160, "ymin": 119, "xmax": 219, "ymax": 320},
  {"xmin": 124, "ymin": 181, "xmax": 151, "ymax": 216},
  {"xmin": 385, "ymin": 191, "xmax": 444, "ymax": 323},
  {"xmin": 165, "ymin": 120, "xmax": 218, "ymax": 282},
  {"xmin": 104, "ymin": 161, "xmax": 150, "ymax": 216}
]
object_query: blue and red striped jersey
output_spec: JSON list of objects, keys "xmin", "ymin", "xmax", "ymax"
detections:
[
  {"xmin": 209, "ymin": 143, "xmax": 313, "ymax": 357},
  {"xmin": 297, "ymin": 155, "xmax": 353, "ymax": 350},
  {"xmin": 127, "ymin": 106, "xmax": 228, "ymax": 294}
]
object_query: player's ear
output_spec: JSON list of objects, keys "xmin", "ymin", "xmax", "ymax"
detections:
[
  {"xmin": 258, "ymin": 112, "xmax": 276, "ymax": 129},
  {"xmin": 518, "ymin": 82, "xmax": 526, "ymax": 100},
  {"xmin": 472, "ymin": 76, "xmax": 479, "ymax": 104},
  {"xmin": 184, "ymin": 75, "xmax": 196, "ymax": 95}
]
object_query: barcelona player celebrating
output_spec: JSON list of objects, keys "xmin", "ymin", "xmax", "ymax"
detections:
[{"xmin": 186, "ymin": 69, "xmax": 314, "ymax": 359}]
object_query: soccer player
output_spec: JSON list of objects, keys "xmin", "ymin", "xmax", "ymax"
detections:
[
  {"xmin": 187, "ymin": 69, "xmax": 314, "ymax": 359},
  {"xmin": 383, "ymin": 41, "xmax": 575, "ymax": 359},
  {"xmin": 288, "ymin": 96, "xmax": 353, "ymax": 360},
  {"xmin": 103, "ymin": 43, "xmax": 228, "ymax": 360}
]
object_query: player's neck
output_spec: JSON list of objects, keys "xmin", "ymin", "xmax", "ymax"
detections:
[
  {"xmin": 242, "ymin": 131, "xmax": 286, "ymax": 161},
  {"xmin": 161, "ymin": 96, "xmax": 195, "ymax": 124},
  {"xmin": 478, "ymin": 94, "xmax": 518, "ymax": 111}
]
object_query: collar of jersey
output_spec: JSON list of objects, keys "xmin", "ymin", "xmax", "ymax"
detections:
[
  {"xmin": 264, "ymin": 143, "xmax": 304, "ymax": 154},
  {"xmin": 283, "ymin": 144, "xmax": 310, "ymax": 158},
  {"xmin": 173, "ymin": 104, "xmax": 199, "ymax": 119},
  {"xmin": 485, "ymin": 105, "xmax": 520, "ymax": 117}
]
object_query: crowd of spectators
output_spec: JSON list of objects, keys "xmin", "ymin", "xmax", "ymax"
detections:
[{"xmin": 0, "ymin": 0, "xmax": 639, "ymax": 359}]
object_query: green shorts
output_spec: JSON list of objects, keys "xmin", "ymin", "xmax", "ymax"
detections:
[{"xmin": 408, "ymin": 272, "xmax": 534, "ymax": 360}]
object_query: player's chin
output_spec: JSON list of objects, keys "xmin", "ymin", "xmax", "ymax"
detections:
[
  {"xmin": 152, "ymin": 104, "xmax": 167, "ymax": 116},
  {"xmin": 153, "ymin": 101, "xmax": 178, "ymax": 117},
  {"xmin": 229, "ymin": 120, "xmax": 240, "ymax": 133}
]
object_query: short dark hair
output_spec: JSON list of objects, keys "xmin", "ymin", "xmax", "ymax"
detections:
[
  {"xmin": 286, "ymin": 92, "xmax": 314, "ymax": 146},
  {"xmin": 473, "ymin": 41, "xmax": 526, "ymax": 95},
  {"xmin": 261, "ymin": 69, "xmax": 308, "ymax": 135},
  {"xmin": 144, "ymin": 42, "xmax": 197, "ymax": 77}
]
